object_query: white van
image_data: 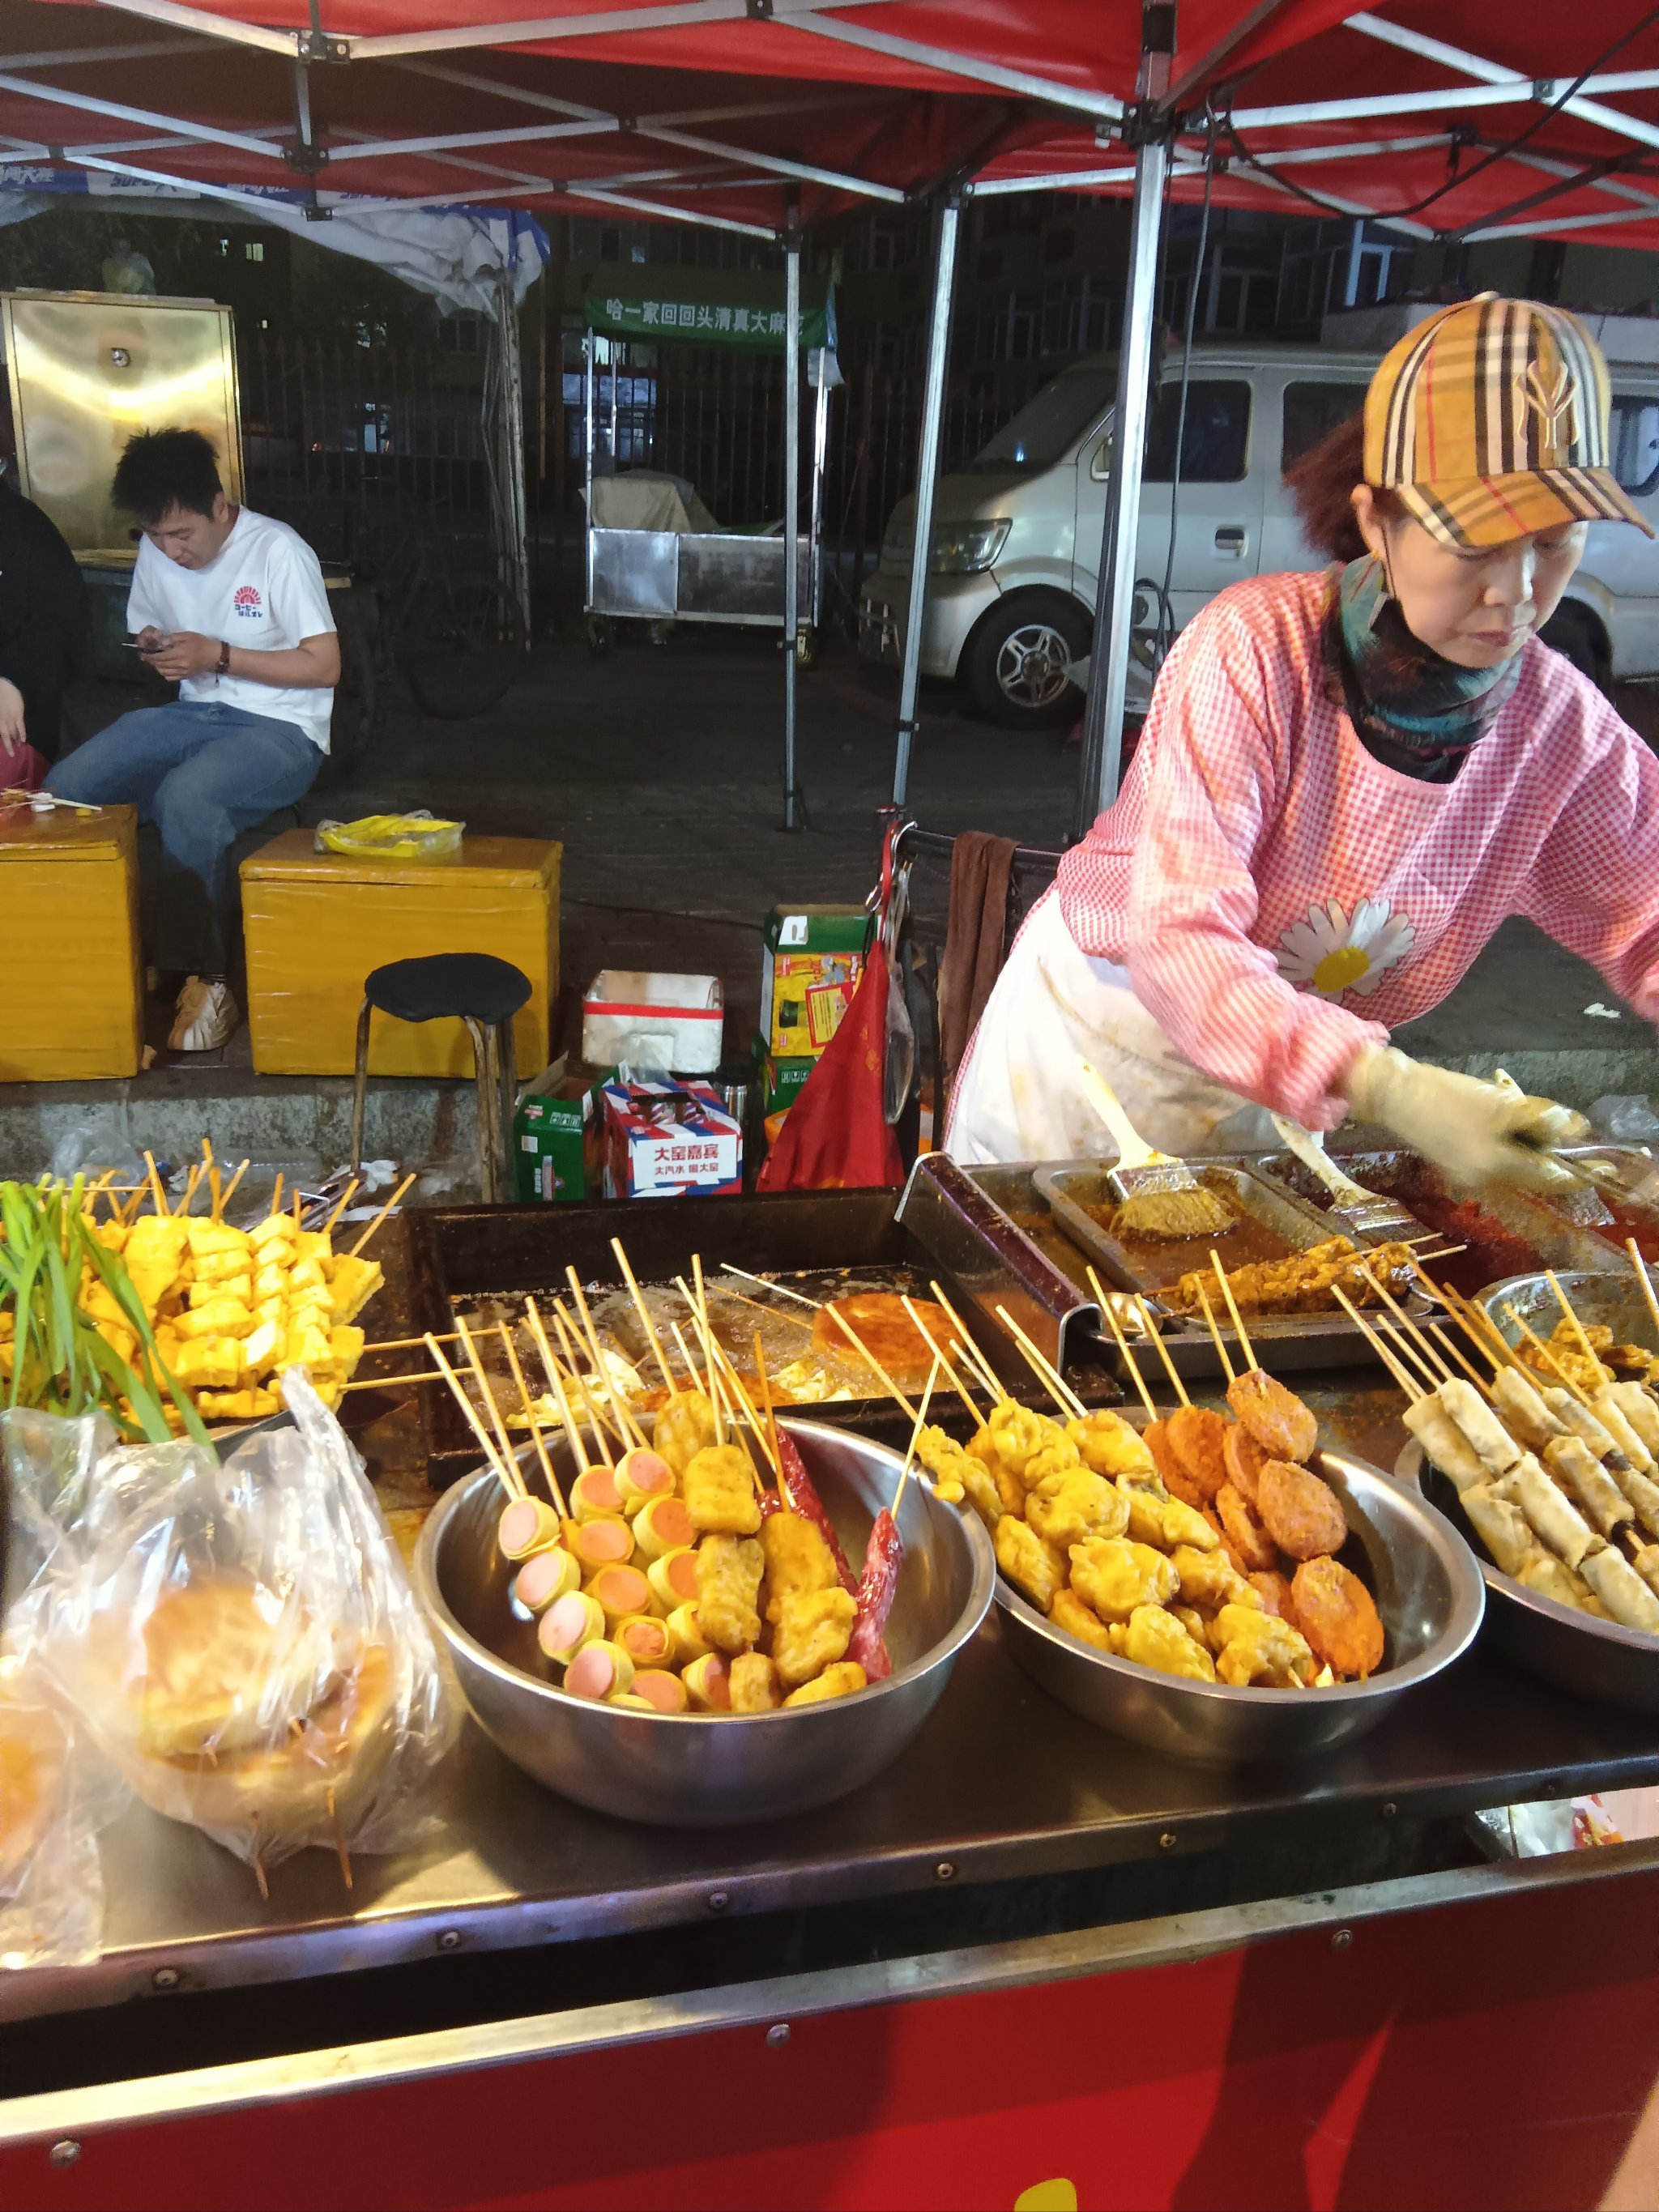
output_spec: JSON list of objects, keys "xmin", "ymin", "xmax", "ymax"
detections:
[{"xmin": 858, "ymin": 332, "xmax": 1659, "ymax": 731}]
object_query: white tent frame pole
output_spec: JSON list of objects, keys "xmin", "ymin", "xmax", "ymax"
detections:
[
  {"xmin": 0, "ymin": 68, "xmax": 284, "ymax": 157},
  {"xmin": 1465, "ymin": 203, "xmax": 1659, "ymax": 242},
  {"xmin": 635, "ymin": 124, "xmax": 907, "ymax": 203},
  {"xmin": 1347, "ymin": 12, "xmax": 1659, "ymax": 154},
  {"xmin": 889, "ymin": 190, "xmax": 959, "ymax": 808},
  {"xmin": 58, "ymin": 0, "xmax": 296, "ymax": 57},
  {"xmin": 789, "ymin": 12, "xmax": 1123, "ymax": 121},
  {"xmin": 326, "ymin": 117, "xmax": 616, "ymax": 163},
  {"xmin": 2, "ymin": 38, "xmax": 206, "ymax": 69},
  {"xmin": 782, "ymin": 218, "xmax": 803, "ymax": 832},
  {"xmin": 563, "ymin": 186, "xmax": 776, "ymax": 237},
  {"xmin": 349, "ymin": 0, "xmax": 901, "ymax": 62},
  {"xmin": 1075, "ymin": 126, "xmax": 1167, "ymax": 837}
]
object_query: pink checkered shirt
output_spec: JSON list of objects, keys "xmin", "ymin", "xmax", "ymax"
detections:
[{"xmin": 1056, "ymin": 569, "xmax": 1659, "ymax": 1130}]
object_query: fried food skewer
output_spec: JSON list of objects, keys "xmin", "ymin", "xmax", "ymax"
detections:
[
  {"xmin": 1546, "ymin": 1269, "xmax": 1610, "ymax": 1389},
  {"xmin": 611, "ymin": 1236, "xmax": 676, "ymax": 1393},
  {"xmin": 1356, "ymin": 1264, "xmax": 1456, "ymax": 1386},
  {"xmin": 754, "ymin": 1332, "xmax": 787, "ymax": 1505},
  {"xmin": 1209, "ymin": 1250, "xmax": 1258, "ymax": 1370},
  {"xmin": 1329, "ymin": 1283, "xmax": 1427, "ymax": 1400},
  {"xmin": 1503, "ymin": 1303, "xmax": 1597, "ymax": 1411}
]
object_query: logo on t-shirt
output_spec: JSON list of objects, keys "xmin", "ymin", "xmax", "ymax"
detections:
[{"xmin": 233, "ymin": 585, "xmax": 263, "ymax": 618}]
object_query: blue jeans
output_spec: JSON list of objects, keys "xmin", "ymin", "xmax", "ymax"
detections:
[{"xmin": 49, "ymin": 701, "xmax": 322, "ymax": 974}]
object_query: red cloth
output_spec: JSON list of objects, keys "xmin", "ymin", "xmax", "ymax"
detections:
[{"xmin": 757, "ymin": 948, "xmax": 903, "ymax": 1191}]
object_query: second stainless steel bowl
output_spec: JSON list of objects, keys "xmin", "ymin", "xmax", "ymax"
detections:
[
  {"xmin": 996, "ymin": 1447, "xmax": 1485, "ymax": 1765},
  {"xmin": 415, "ymin": 1417, "xmax": 996, "ymax": 1826}
]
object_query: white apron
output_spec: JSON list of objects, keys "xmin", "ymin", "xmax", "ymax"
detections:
[{"xmin": 946, "ymin": 890, "xmax": 1282, "ymax": 1165}]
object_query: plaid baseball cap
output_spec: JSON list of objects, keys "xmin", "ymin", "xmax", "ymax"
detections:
[{"xmin": 1364, "ymin": 293, "xmax": 1655, "ymax": 547}]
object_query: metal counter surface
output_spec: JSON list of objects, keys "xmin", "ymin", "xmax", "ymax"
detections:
[{"xmin": 10, "ymin": 1590, "xmax": 1659, "ymax": 2031}]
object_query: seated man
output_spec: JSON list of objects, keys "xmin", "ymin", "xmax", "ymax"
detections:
[{"xmin": 49, "ymin": 428, "xmax": 338, "ymax": 1051}]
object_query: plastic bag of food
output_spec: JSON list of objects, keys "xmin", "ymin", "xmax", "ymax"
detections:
[
  {"xmin": 4, "ymin": 1373, "xmax": 458, "ymax": 1884},
  {"xmin": 314, "ymin": 811, "xmax": 463, "ymax": 863},
  {"xmin": 0, "ymin": 1658, "xmax": 109, "ymax": 1970}
]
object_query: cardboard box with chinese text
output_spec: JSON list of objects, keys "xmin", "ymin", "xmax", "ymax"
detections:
[
  {"xmin": 761, "ymin": 906, "xmax": 866, "ymax": 1059},
  {"xmin": 601, "ymin": 1077, "xmax": 743, "ymax": 1200}
]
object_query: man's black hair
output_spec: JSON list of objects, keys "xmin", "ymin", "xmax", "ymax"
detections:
[{"xmin": 111, "ymin": 428, "xmax": 224, "ymax": 526}]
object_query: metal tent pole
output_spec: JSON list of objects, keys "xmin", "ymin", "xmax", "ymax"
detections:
[
  {"xmin": 891, "ymin": 190, "xmax": 961, "ymax": 807},
  {"xmin": 495, "ymin": 265, "xmax": 531, "ymax": 635},
  {"xmin": 1073, "ymin": 70, "xmax": 1173, "ymax": 838},
  {"xmin": 782, "ymin": 211, "xmax": 803, "ymax": 832}
]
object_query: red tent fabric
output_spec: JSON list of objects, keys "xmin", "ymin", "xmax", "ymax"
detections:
[{"xmin": 8, "ymin": 0, "xmax": 1659, "ymax": 249}]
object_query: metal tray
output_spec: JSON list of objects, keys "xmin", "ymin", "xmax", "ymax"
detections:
[
  {"xmin": 998, "ymin": 1420, "xmax": 1485, "ymax": 1765},
  {"xmin": 1396, "ymin": 1432, "xmax": 1659, "ymax": 1716},
  {"xmin": 1475, "ymin": 1268, "xmax": 1659, "ymax": 1368},
  {"xmin": 1032, "ymin": 1159, "xmax": 1428, "ymax": 1376},
  {"xmin": 1252, "ymin": 1147, "xmax": 1627, "ymax": 1302}
]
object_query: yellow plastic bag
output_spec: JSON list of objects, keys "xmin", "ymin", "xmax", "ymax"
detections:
[{"xmin": 315, "ymin": 812, "xmax": 464, "ymax": 863}]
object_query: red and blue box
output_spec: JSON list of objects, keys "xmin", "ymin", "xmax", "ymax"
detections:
[{"xmin": 601, "ymin": 1076, "xmax": 744, "ymax": 1199}]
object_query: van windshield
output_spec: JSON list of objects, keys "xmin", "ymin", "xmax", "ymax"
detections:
[{"xmin": 967, "ymin": 361, "xmax": 1117, "ymax": 473}]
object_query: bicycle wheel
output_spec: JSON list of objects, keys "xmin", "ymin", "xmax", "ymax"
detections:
[{"xmin": 399, "ymin": 574, "xmax": 527, "ymax": 720}]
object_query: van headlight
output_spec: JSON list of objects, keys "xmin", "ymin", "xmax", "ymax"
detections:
[{"xmin": 928, "ymin": 520, "xmax": 1011, "ymax": 574}]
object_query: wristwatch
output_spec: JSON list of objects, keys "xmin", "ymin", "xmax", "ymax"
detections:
[{"xmin": 215, "ymin": 640, "xmax": 231, "ymax": 676}]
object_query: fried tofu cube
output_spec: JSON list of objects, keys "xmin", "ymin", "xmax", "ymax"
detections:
[
  {"xmin": 695, "ymin": 1534, "xmax": 765, "ymax": 1654},
  {"xmin": 329, "ymin": 1255, "xmax": 384, "ymax": 1323},
  {"xmin": 783, "ymin": 1660, "xmax": 868, "ymax": 1707},
  {"xmin": 254, "ymin": 1263, "xmax": 290, "ymax": 1302},
  {"xmin": 248, "ymin": 1213, "xmax": 296, "ymax": 1253},
  {"xmin": 284, "ymin": 1323, "xmax": 332, "ymax": 1374},
  {"xmin": 682, "ymin": 1445, "xmax": 762, "ymax": 1536},
  {"xmin": 329, "ymin": 1325, "xmax": 365, "ymax": 1379},
  {"xmin": 760, "ymin": 1510, "xmax": 838, "ymax": 1620},
  {"xmin": 771, "ymin": 1587, "xmax": 859, "ymax": 1690},
  {"xmin": 286, "ymin": 1257, "xmax": 327, "ymax": 1294},
  {"xmin": 1068, "ymin": 1537, "xmax": 1180, "ymax": 1622},
  {"xmin": 294, "ymin": 1230, "xmax": 335, "ymax": 1276},
  {"xmin": 241, "ymin": 1320, "xmax": 282, "ymax": 1379},
  {"xmin": 994, "ymin": 1515, "xmax": 1068, "ymax": 1613},
  {"xmin": 186, "ymin": 1219, "xmax": 250, "ymax": 1259},
  {"xmin": 175, "ymin": 1298, "xmax": 254, "ymax": 1341},
  {"xmin": 1124, "ymin": 1604, "xmax": 1217, "ymax": 1682},
  {"xmin": 189, "ymin": 1274, "xmax": 252, "ymax": 1311},
  {"xmin": 172, "ymin": 1338, "xmax": 243, "ymax": 1391},
  {"xmin": 728, "ymin": 1652, "xmax": 783, "ymax": 1712}
]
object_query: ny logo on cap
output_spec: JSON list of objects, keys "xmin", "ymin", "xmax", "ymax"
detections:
[{"xmin": 1523, "ymin": 361, "xmax": 1579, "ymax": 455}]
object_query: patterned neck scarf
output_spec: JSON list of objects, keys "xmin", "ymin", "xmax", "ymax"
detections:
[{"xmin": 1322, "ymin": 556, "xmax": 1524, "ymax": 777}]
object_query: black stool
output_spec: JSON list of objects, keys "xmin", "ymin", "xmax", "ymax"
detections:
[{"xmin": 350, "ymin": 953, "xmax": 531, "ymax": 1203}]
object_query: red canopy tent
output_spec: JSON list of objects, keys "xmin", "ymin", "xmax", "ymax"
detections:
[{"xmin": 6, "ymin": 0, "xmax": 1659, "ymax": 819}]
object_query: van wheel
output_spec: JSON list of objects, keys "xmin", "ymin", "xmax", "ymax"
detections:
[
  {"xmin": 963, "ymin": 592, "xmax": 1091, "ymax": 729},
  {"xmin": 1541, "ymin": 605, "xmax": 1612, "ymax": 697}
]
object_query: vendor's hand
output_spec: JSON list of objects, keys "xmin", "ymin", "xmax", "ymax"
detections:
[
  {"xmin": 0, "ymin": 679, "xmax": 23, "ymax": 757},
  {"xmin": 1345, "ymin": 1046, "xmax": 1590, "ymax": 1195},
  {"xmin": 144, "ymin": 631, "xmax": 220, "ymax": 681}
]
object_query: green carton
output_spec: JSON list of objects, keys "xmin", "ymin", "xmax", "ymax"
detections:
[
  {"xmin": 514, "ymin": 1058, "xmax": 612, "ymax": 1203},
  {"xmin": 761, "ymin": 905, "xmax": 868, "ymax": 1058},
  {"xmin": 753, "ymin": 1033, "xmax": 815, "ymax": 1122}
]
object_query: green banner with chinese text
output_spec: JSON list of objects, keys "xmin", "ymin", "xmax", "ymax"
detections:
[{"xmin": 583, "ymin": 262, "xmax": 834, "ymax": 352}]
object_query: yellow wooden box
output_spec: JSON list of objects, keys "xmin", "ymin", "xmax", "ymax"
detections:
[
  {"xmin": 0, "ymin": 803, "xmax": 142, "ymax": 1081},
  {"xmin": 241, "ymin": 831, "xmax": 561, "ymax": 1077}
]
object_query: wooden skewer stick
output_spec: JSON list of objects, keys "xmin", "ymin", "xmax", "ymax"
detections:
[
  {"xmin": 339, "ymin": 1367, "xmax": 450, "ymax": 1392},
  {"xmin": 927, "ymin": 1282, "xmax": 1006, "ymax": 1402},
  {"xmin": 824, "ymin": 1303, "xmax": 919, "ymax": 1422},
  {"xmin": 143, "ymin": 1150, "xmax": 168, "ymax": 1216},
  {"xmin": 424, "ymin": 1333, "xmax": 521, "ymax": 1495},
  {"xmin": 720, "ymin": 1262, "xmax": 820, "ymax": 1311},
  {"xmin": 525, "ymin": 1298, "xmax": 590, "ymax": 1474},
  {"xmin": 668, "ymin": 1318, "xmax": 709, "ymax": 1400},
  {"xmin": 940, "ymin": 1336, "xmax": 992, "ymax": 1424},
  {"xmin": 1354, "ymin": 1266, "xmax": 1451, "ymax": 1390},
  {"xmin": 709, "ymin": 1281, "xmax": 817, "ymax": 1333},
  {"xmin": 214, "ymin": 1158, "xmax": 249, "ymax": 1224},
  {"xmin": 1503, "ymin": 1303, "xmax": 1597, "ymax": 1410},
  {"xmin": 269, "ymin": 1173, "xmax": 285, "ymax": 1221},
  {"xmin": 754, "ymin": 1332, "xmax": 787, "ymax": 1504},
  {"xmin": 900, "ymin": 1294, "xmax": 979, "ymax": 1419},
  {"xmin": 611, "ymin": 1237, "xmax": 676, "ymax": 1393},
  {"xmin": 994, "ymin": 1303, "xmax": 1085, "ymax": 1419},
  {"xmin": 348, "ymin": 1171, "xmax": 418, "ymax": 1258},
  {"xmin": 321, "ymin": 1178, "xmax": 360, "ymax": 1237},
  {"xmin": 674, "ymin": 1276, "xmax": 727, "ymax": 1443},
  {"xmin": 455, "ymin": 1315, "xmax": 524, "ymax": 1493},
  {"xmin": 1328, "ymin": 1285, "xmax": 1425, "ymax": 1401},
  {"xmin": 499, "ymin": 1322, "xmax": 567, "ymax": 1518},
  {"xmin": 1192, "ymin": 1283, "xmax": 1235, "ymax": 1386},
  {"xmin": 1628, "ymin": 1238, "xmax": 1659, "ymax": 1349},
  {"xmin": 551, "ymin": 1304, "xmax": 625, "ymax": 1456},
  {"xmin": 711, "ymin": 1345, "xmax": 775, "ymax": 1487},
  {"xmin": 1208, "ymin": 1251, "xmax": 1257, "ymax": 1372},
  {"xmin": 1089, "ymin": 1266, "xmax": 1157, "ymax": 1419},
  {"xmin": 1135, "ymin": 1295, "xmax": 1192, "ymax": 1408},
  {"xmin": 1427, "ymin": 1320, "xmax": 1500, "ymax": 1396},
  {"xmin": 1545, "ymin": 1268, "xmax": 1608, "ymax": 1387},
  {"xmin": 893, "ymin": 1357, "xmax": 941, "ymax": 1519},
  {"xmin": 565, "ymin": 1268, "xmax": 646, "ymax": 1450},
  {"xmin": 364, "ymin": 1328, "xmax": 468, "ymax": 1355}
]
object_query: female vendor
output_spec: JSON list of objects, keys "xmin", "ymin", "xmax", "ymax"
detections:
[{"xmin": 949, "ymin": 296, "xmax": 1659, "ymax": 1194}]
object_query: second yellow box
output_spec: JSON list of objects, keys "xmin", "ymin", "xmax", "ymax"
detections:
[{"xmin": 241, "ymin": 831, "xmax": 561, "ymax": 1077}]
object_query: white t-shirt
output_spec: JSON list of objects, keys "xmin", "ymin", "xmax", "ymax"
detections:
[{"xmin": 127, "ymin": 507, "xmax": 337, "ymax": 752}]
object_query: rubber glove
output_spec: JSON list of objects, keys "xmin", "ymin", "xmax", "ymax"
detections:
[{"xmin": 1344, "ymin": 1046, "xmax": 1590, "ymax": 1195}]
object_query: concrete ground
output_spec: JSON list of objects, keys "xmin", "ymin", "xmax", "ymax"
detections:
[{"xmin": 11, "ymin": 629, "xmax": 1658, "ymax": 1177}]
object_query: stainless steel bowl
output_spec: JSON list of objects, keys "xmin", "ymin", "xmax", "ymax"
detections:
[
  {"xmin": 1478, "ymin": 1269, "xmax": 1659, "ymax": 1357},
  {"xmin": 996, "ymin": 1446, "xmax": 1485, "ymax": 1765},
  {"xmin": 414, "ymin": 1417, "xmax": 996, "ymax": 1826},
  {"xmin": 1397, "ymin": 1438, "xmax": 1659, "ymax": 1715}
]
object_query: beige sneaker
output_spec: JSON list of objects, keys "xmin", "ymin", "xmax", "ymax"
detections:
[{"xmin": 168, "ymin": 977, "xmax": 238, "ymax": 1051}]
